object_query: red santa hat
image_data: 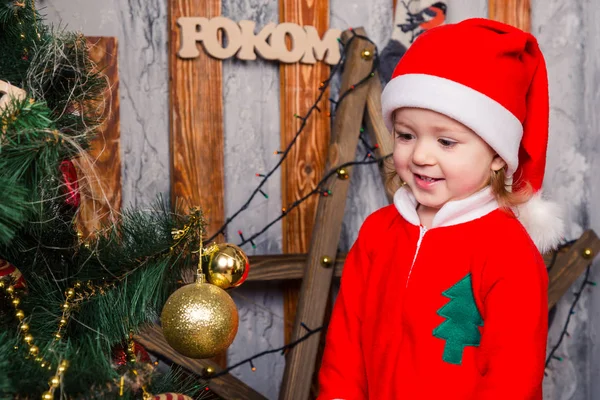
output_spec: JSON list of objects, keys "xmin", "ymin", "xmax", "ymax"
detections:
[{"xmin": 381, "ymin": 18, "xmax": 563, "ymax": 253}]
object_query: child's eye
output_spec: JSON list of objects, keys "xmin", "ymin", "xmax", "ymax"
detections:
[
  {"xmin": 395, "ymin": 132, "xmax": 414, "ymax": 141},
  {"xmin": 438, "ymin": 138, "xmax": 457, "ymax": 148}
]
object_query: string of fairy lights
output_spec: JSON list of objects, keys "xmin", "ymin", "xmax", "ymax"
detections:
[
  {"xmin": 205, "ymin": 28, "xmax": 384, "ymax": 247},
  {"xmin": 544, "ymin": 240, "xmax": 597, "ymax": 373},
  {"xmin": 196, "ymin": 28, "xmax": 388, "ymax": 383}
]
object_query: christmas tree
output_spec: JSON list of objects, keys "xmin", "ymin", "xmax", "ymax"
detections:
[
  {"xmin": 0, "ymin": 1, "xmax": 237, "ymax": 398},
  {"xmin": 433, "ymin": 273, "xmax": 483, "ymax": 365}
]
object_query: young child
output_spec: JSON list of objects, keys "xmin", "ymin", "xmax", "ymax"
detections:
[{"xmin": 318, "ymin": 18, "xmax": 563, "ymax": 400}]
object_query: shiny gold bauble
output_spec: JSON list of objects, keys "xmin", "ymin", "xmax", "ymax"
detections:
[
  {"xmin": 203, "ymin": 243, "xmax": 249, "ymax": 289},
  {"xmin": 41, "ymin": 391, "xmax": 53, "ymax": 400},
  {"xmin": 160, "ymin": 282, "xmax": 239, "ymax": 359}
]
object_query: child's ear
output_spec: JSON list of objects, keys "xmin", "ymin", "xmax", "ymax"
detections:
[{"xmin": 491, "ymin": 155, "xmax": 507, "ymax": 172}]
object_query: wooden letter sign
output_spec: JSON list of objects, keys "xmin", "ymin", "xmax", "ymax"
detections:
[{"xmin": 177, "ymin": 16, "xmax": 342, "ymax": 65}]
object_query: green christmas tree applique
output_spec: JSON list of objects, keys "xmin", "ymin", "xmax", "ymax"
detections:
[{"xmin": 433, "ymin": 273, "xmax": 483, "ymax": 365}]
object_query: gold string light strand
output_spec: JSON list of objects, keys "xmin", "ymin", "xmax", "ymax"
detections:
[{"xmin": 0, "ymin": 279, "xmax": 51, "ymax": 369}]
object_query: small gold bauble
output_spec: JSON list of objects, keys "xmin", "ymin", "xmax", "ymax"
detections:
[
  {"xmin": 583, "ymin": 248, "xmax": 593, "ymax": 259},
  {"xmin": 29, "ymin": 345, "xmax": 39, "ymax": 355},
  {"xmin": 12, "ymin": 298, "xmax": 20, "ymax": 306},
  {"xmin": 65, "ymin": 288, "xmax": 75, "ymax": 298},
  {"xmin": 59, "ymin": 318, "xmax": 67, "ymax": 326},
  {"xmin": 15, "ymin": 309, "xmax": 25, "ymax": 319},
  {"xmin": 24, "ymin": 334, "xmax": 33, "ymax": 343},
  {"xmin": 61, "ymin": 302, "xmax": 70, "ymax": 310},
  {"xmin": 320, "ymin": 256, "xmax": 333, "ymax": 268},
  {"xmin": 336, "ymin": 168, "xmax": 350, "ymax": 180},
  {"xmin": 54, "ymin": 332, "xmax": 62, "ymax": 340},
  {"xmin": 6, "ymin": 285, "xmax": 14, "ymax": 294},
  {"xmin": 203, "ymin": 243, "xmax": 250, "ymax": 289},
  {"xmin": 20, "ymin": 323, "xmax": 29, "ymax": 332},
  {"xmin": 58, "ymin": 365, "xmax": 67, "ymax": 373},
  {"xmin": 160, "ymin": 282, "xmax": 239, "ymax": 359},
  {"xmin": 49, "ymin": 376, "xmax": 60, "ymax": 386},
  {"xmin": 361, "ymin": 49, "xmax": 373, "ymax": 60},
  {"xmin": 60, "ymin": 359, "xmax": 69, "ymax": 369},
  {"xmin": 203, "ymin": 366, "xmax": 215, "ymax": 377},
  {"xmin": 42, "ymin": 391, "xmax": 53, "ymax": 400}
]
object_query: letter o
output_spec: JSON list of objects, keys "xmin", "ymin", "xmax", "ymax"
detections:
[
  {"xmin": 202, "ymin": 16, "xmax": 242, "ymax": 59},
  {"xmin": 270, "ymin": 22, "xmax": 306, "ymax": 63}
]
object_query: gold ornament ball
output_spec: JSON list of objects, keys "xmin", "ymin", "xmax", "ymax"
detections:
[
  {"xmin": 203, "ymin": 243, "xmax": 250, "ymax": 289},
  {"xmin": 160, "ymin": 282, "xmax": 239, "ymax": 359},
  {"xmin": 49, "ymin": 376, "xmax": 60, "ymax": 386},
  {"xmin": 42, "ymin": 391, "xmax": 53, "ymax": 400}
]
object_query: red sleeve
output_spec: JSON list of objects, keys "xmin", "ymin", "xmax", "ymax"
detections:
[
  {"xmin": 473, "ymin": 245, "xmax": 548, "ymax": 400},
  {"xmin": 317, "ymin": 226, "xmax": 369, "ymax": 400}
]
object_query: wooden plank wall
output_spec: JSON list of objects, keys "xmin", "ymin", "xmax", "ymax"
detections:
[
  {"xmin": 77, "ymin": 37, "xmax": 121, "ymax": 237},
  {"xmin": 169, "ymin": 0, "xmax": 225, "ymax": 232},
  {"xmin": 168, "ymin": 0, "xmax": 227, "ymax": 368},
  {"xmin": 279, "ymin": 0, "xmax": 331, "ymax": 381},
  {"xmin": 488, "ymin": 0, "xmax": 531, "ymax": 31}
]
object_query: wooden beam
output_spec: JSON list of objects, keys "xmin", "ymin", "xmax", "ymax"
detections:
[
  {"xmin": 246, "ymin": 254, "xmax": 345, "ymax": 281},
  {"xmin": 190, "ymin": 233, "xmax": 600, "ymax": 307},
  {"xmin": 488, "ymin": 0, "xmax": 531, "ymax": 32},
  {"xmin": 364, "ymin": 74, "xmax": 395, "ymax": 203},
  {"xmin": 279, "ymin": 28, "xmax": 376, "ymax": 400},
  {"xmin": 278, "ymin": 0, "xmax": 331, "ymax": 387},
  {"xmin": 547, "ymin": 230, "xmax": 600, "ymax": 309},
  {"xmin": 169, "ymin": 0, "xmax": 227, "ymax": 368},
  {"xmin": 77, "ymin": 37, "xmax": 121, "ymax": 237},
  {"xmin": 136, "ymin": 325, "xmax": 267, "ymax": 400}
]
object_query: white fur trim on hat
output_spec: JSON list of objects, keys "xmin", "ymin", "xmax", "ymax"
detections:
[
  {"xmin": 381, "ymin": 73, "xmax": 524, "ymax": 176},
  {"xmin": 514, "ymin": 192, "xmax": 564, "ymax": 254}
]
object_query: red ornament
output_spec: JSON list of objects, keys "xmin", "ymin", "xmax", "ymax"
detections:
[
  {"xmin": 59, "ymin": 160, "xmax": 80, "ymax": 207},
  {"xmin": 112, "ymin": 341, "xmax": 151, "ymax": 366},
  {"xmin": 0, "ymin": 259, "xmax": 26, "ymax": 289}
]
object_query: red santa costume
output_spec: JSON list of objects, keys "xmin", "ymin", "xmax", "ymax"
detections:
[{"xmin": 318, "ymin": 18, "xmax": 564, "ymax": 400}]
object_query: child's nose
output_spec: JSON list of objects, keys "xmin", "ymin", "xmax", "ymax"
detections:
[{"xmin": 412, "ymin": 140, "xmax": 435, "ymax": 166}]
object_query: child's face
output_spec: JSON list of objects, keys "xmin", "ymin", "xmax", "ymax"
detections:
[{"xmin": 392, "ymin": 107, "xmax": 506, "ymax": 211}]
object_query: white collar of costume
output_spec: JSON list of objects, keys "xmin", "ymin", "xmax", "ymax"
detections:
[{"xmin": 393, "ymin": 185, "xmax": 499, "ymax": 228}]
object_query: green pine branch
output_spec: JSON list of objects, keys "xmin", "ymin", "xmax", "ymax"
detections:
[{"xmin": 0, "ymin": 2, "xmax": 214, "ymax": 397}]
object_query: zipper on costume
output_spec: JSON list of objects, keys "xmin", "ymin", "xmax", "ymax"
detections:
[{"xmin": 405, "ymin": 225, "xmax": 427, "ymax": 288}]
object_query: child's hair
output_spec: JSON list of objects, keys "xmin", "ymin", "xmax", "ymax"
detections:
[{"xmin": 489, "ymin": 167, "xmax": 533, "ymax": 210}]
